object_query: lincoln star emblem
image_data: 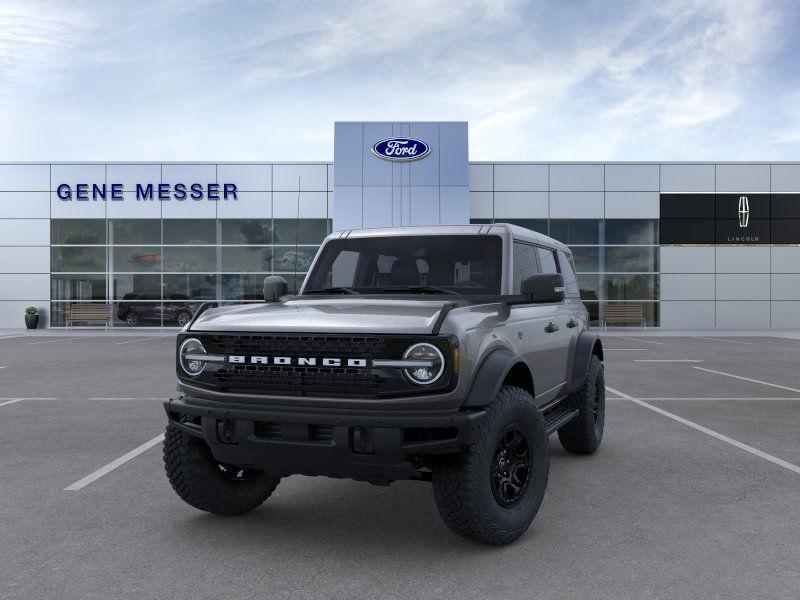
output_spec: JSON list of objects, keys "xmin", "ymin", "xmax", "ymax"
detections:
[{"xmin": 738, "ymin": 195, "xmax": 750, "ymax": 228}]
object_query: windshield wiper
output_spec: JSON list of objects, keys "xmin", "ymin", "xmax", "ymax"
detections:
[
  {"xmin": 304, "ymin": 287, "xmax": 360, "ymax": 295},
  {"xmin": 382, "ymin": 286, "xmax": 460, "ymax": 296}
]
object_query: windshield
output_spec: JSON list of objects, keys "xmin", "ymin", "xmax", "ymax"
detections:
[{"xmin": 302, "ymin": 235, "xmax": 502, "ymax": 296}]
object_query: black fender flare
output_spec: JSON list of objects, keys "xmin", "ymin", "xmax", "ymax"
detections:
[
  {"xmin": 462, "ymin": 348, "xmax": 528, "ymax": 407},
  {"xmin": 565, "ymin": 332, "xmax": 603, "ymax": 394}
]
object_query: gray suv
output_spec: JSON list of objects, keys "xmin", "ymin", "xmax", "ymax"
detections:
[{"xmin": 163, "ymin": 224, "xmax": 604, "ymax": 545}]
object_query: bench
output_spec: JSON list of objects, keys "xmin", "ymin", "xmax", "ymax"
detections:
[
  {"xmin": 602, "ymin": 304, "xmax": 646, "ymax": 330},
  {"xmin": 65, "ymin": 303, "xmax": 111, "ymax": 329}
]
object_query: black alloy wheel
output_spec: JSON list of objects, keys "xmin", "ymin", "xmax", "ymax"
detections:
[{"xmin": 490, "ymin": 425, "xmax": 531, "ymax": 507}]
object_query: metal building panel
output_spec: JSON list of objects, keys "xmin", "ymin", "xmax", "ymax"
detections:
[
  {"xmin": 715, "ymin": 164, "xmax": 770, "ymax": 192},
  {"xmin": 161, "ymin": 164, "xmax": 216, "ymax": 186},
  {"xmin": 715, "ymin": 274, "xmax": 770, "ymax": 300},
  {"xmin": 771, "ymin": 301, "xmax": 800, "ymax": 327},
  {"xmin": 333, "ymin": 123, "xmax": 363, "ymax": 186},
  {"xmin": 604, "ymin": 191, "xmax": 659, "ymax": 218},
  {"xmin": 549, "ymin": 191, "xmax": 604, "ymax": 218},
  {"xmin": 408, "ymin": 186, "xmax": 439, "ymax": 226},
  {"xmin": 216, "ymin": 164, "xmax": 271, "ymax": 191},
  {"xmin": 715, "ymin": 301, "xmax": 770, "ymax": 329},
  {"xmin": 439, "ymin": 124, "xmax": 469, "ymax": 187},
  {"xmin": 493, "ymin": 191, "xmax": 548, "ymax": 218},
  {"xmin": 659, "ymin": 164, "xmax": 714, "ymax": 192},
  {"xmin": 549, "ymin": 164, "xmax": 603, "ymax": 191},
  {"xmin": 106, "ymin": 164, "xmax": 162, "ymax": 191},
  {"xmin": 106, "ymin": 191, "xmax": 161, "ymax": 219},
  {"xmin": 0, "ymin": 192, "xmax": 51, "ymax": 218},
  {"xmin": 604, "ymin": 164, "xmax": 659, "ymax": 191},
  {"xmin": 771, "ymin": 247, "xmax": 800, "ymax": 273},
  {"xmin": 660, "ymin": 247, "xmax": 715, "ymax": 273},
  {"xmin": 363, "ymin": 123, "xmax": 394, "ymax": 186},
  {"xmin": 0, "ymin": 246, "xmax": 49, "ymax": 273},
  {"xmin": 408, "ymin": 123, "xmax": 440, "ymax": 186},
  {"xmin": 362, "ymin": 186, "xmax": 393, "ymax": 228},
  {"xmin": 0, "ymin": 220, "xmax": 49, "ymax": 245},
  {"xmin": 0, "ymin": 274, "xmax": 49, "ymax": 299},
  {"xmin": 0, "ymin": 164, "xmax": 50, "ymax": 191},
  {"xmin": 216, "ymin": 191, "xmax": 271, "ymax": 219},
  {"xmin": 660, "ymin": 301, "xmax": 715, "ymax": 328},
  {"xmin": 771, "ymin": 274, "xmax": 800, "ymax": 300},
  {"xmin": 770, "ymin": 164, "xmax": 800, "ymax": 192},
  {"xmin": 469, "ymin": 164, "xmax": 493, "ymax": 191},
  {"xmin": 273, "ymin": 164, "xmax": 327, "ymax": 191},
  {"xmin": 660, "ymin": 274, "xmax": 715, "ymax": 300},
  {"xmin": 715, "ymin": 246, "xmax": 770, "ymax": 273},
  {"xmin": 440, "ymin": 186, "xmax": 470, "ymax": 224},
  {"xmin": 493, "ymin": 164, "xmax": 548, "ymax": 191}
]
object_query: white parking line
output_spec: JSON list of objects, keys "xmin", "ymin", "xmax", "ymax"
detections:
[
  {"xmin": 606, "ymin": 385, "xmax": 800, "ymax": 476},
  {"xmin": 695, "ymin": 337, "xmax": 753, "ymax": 345},
  {"xmin": 635, "ymin": 359, "xmax": 704, "ymax": 363},
  {"xmin": 86, "ymin": 397, "xmax": 168, "ymax": 401},
  {"xmin": 693, "ymin": 367, "xmax": 800, "ymax": 394},
  {"xmin": 115, "ymin": 337, "xmax": 164, "ymax": 345},
  {"xmin": 28, "ymin": 337, "xmax": 92, "ymax": 345},
  {"xmin": 608, "ymin": 397, "xmax": 800, "ymax": 401},
  {"xmin": 0, "ymin": 365, "xmax": 7, "ymax": 369},
  {"xmin": 617, "ymin": 336, "xmax": 663, "ymax": 345},
  {"xmin": 604, "ymin": 348, "xmax": 647, "ymax": 351},
  {"xmin": 64, "ymin": 434, "xmax": 165, "ymax": 491},
  {"xmin": 0, "ymin": 399, "xmax": 23, "ymax": 407},
  {"xmin": 0, "ymin": 397, "xmax": 58, "ymax": 406}
]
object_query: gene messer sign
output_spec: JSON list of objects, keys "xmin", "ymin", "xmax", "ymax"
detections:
[{"xmin": 56, "ymin": 182, "xmax": 238, "ymax": 201}]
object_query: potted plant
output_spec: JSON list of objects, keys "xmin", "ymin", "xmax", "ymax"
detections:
[{"xmin": 25, "ymin": 306, "xmax": 39, "ymax": 330}]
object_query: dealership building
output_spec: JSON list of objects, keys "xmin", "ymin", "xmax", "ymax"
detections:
[{"xmin": 1, "ymin": 121, "xmax": 799, "ymax": 330}]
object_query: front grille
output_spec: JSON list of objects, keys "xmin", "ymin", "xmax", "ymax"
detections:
[{"xmin": 185, "ymin": 333, "xmax": 454, "ymax": 398}]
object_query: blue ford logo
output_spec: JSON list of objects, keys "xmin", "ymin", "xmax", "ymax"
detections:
[{"xmin": 372, "ymin": 137, "xmax": 430, "ymax": 162}]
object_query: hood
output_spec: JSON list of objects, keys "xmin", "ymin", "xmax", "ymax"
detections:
[{"xmin": 190, "ymin": 297, "xmax": 454, "ymax": 334}]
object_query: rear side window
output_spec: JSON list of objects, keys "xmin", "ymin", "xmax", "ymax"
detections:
[
  {"xmin": 558, "ymin": 250, "xmax": 579, "ymax": 298},
  {"xmin": 536, "ymin": 247, "xmax": 560, "ymax": 274},
  {"xmin": 513, "ymin": 242, "xmax": 540, "ymax": 293}
]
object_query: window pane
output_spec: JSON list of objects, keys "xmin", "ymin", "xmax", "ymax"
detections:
[
  {"xmin": 51, "ymin": 247, "xmax": 106, "ymax": 272},
  {"xmin": 220, "ymin": 274, "xmax": 270, "ymax": 300},
  {"xmin": 272, "ymin": 246, "xmax": 318, "ymax": 273},
  {"xmin": 577, "ymin": 274, "xmax": 600, "ymax": 301},
  {"xmin": 221, "ymin": 247, "xmax": 273, "ymax": 272},
  {"xmin": 273, "ymin": 219, "xmax": 329, "ymax": 245},
  {"xmin": 220, "ymin": 219, "xmax": 271, "ymax": 244},
  {"xmin": 115, "ymin": 302, "xmax": 164, "ymax": 327},
  {"xmin": 51, "ymin": 219, "xmax": 106, "ymax": 244},
  {"xmin": 113, "ymin": 274, "xmax": 161, "ymax": 300},
  {"xmin": 163, "ymin": 246, "xmax": 217, "ymax": 272},
  {"xmin": 558, "ymin": 250, "xmax": 579, "ymax": 297},
  {"xmin": 536, "ymin": 247, "xmax": 559, "ymax": 274},
  {"xmin": 604, "ymin": 220, "xmax": 659, "ymax": 245},
  {"xmin": 110, "ymin": 219, "xmax": 161, "ymax": 244},
  {"xmin": 503, "ymin": 219, "xmax": 548, "ymax": 235},
  {"xmin": 604, "ymin": 275, "xmax": 659, "ymax": 300},
  {"xmin": 549, "ymin": 220, "xmax": 600, "ymax": 245},
  {"xmin": 604, "ymin": 246, "xmax": 659, "ymax": 272},
  {"xmin": 163, "ymin": 219, "xmax": 216, "ymax": 244},
  {"xmin": 163, "ymin": 274, "xmax": 217, "ymax": 300},
  {"xmin": 571, "ymin": 247, "xmax": 600, "ymax": 273},
  {"xmin": 112, "ymin": 246, "xmax": 161, "ymax": 272},
  {"xmin": 513, "ymin": 242, "xmax": 540, "ymax": 293},
  {"xmin": 51, "ymin": 275, "xmax": 107, "ymax": 300}
]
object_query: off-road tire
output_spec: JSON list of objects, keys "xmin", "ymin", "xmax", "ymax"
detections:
[
  {"xmin": 431, "ymin": 386, "xmax": 549, "ymax": 545},
  {"xmin": 558, "ymin": 354, "xmax": 604, "ymax": 454},
  {"xmin": 163, "ymin": 422, "xmax": 280, "ymax": 515}
]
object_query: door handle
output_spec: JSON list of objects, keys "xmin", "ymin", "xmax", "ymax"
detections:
[
  {"xmin": 545, "ymin": 322, "xmax": 559, "ymax": 333},
  {"xmin": 567, "ymin": 319, "xmax": 578, "ymax": 328}
]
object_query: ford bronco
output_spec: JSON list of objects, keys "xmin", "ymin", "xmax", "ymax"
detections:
[{"xmin": 163, "ymin": 224, "xmax": 604, "ymax": 545}]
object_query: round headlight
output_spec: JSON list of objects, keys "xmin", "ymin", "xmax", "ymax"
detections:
[
  {"xmin": 403, "ymin": 342, "xmax": 445, "ymax": 386},
  {"xmin": 179, "ymin": 337, "xmax": 206, "ymax": 376}
]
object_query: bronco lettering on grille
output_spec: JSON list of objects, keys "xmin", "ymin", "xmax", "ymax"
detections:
[{"xmin": 227, "ymin": 355, "xmax": 368, "ymax": 367}]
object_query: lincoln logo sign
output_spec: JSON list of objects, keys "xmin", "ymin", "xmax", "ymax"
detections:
[
  {"xmin": 738, "ymin": 195, "xmax": 750, "ymax": 228},
  {"xmin": 372, "ymin": 137, "xmax": 430, "ymax": 161}
]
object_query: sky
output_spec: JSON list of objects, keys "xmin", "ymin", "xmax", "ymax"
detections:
[{"xmin": 1, "ymin": 0, "xmax": 799, "ymax": 162}]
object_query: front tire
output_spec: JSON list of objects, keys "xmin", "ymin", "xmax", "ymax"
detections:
[
  {"xmin": 431, "ymin": 386, "xmax": 549, "ymax": 545},
  {"xmin": 163, "ymin": 422, "xmax": 280, "ymax": 515},
  {"xmin": 124, "ymin": 311, "xmax": 139, "ymax": 326},
  {"xmin": 558, "ymin": 354, "xmax": 605, "ymax": 454}
]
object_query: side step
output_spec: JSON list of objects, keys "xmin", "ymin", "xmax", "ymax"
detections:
[{"xmin": 543, "ymin": 406, "xmax": 579, "ymax": 435}]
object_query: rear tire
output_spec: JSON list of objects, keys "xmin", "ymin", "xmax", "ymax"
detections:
[
  {"xmin": 431, "ymin": 386, "xmax": 549, "ymax": 545},
  {"xmin": 558, "ymin": 354, "xmax": 605, "ymax": 454},
  {"xmin": 163, "ymin": 422, "xmax": 280, "ymax": 515},
  {"xmin": 124, "ymin": 311, "xmax": 139, "ymax": 326}
]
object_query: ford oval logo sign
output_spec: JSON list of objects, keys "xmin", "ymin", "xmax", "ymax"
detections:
[{"xmin": 372, "ymin": 137, "xmax": 430, "ymax": 162}]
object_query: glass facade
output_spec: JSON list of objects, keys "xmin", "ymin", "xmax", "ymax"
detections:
[
  {"xmin": 472, "ymin": 218, "xmax": 660, "ymax": 326},
  {"xmin": 50, "ymin": 218, "xmax": 331, "ymax": 327}
]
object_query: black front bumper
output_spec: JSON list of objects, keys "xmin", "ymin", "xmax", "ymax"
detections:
[{"xmin": 164, "ymin": 396, "xmax": 485, "ymax": 484}]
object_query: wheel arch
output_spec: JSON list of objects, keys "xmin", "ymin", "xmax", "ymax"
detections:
[
  {"xmin": 463, "ymin": 349, "xmax": 534, "ymax": 407},
  {"xmin": 565, "ymin": 332, "xmax": 603, "ymax": 394}
]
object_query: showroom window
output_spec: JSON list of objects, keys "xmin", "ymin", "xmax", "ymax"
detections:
[
  {"xmin": 472, "ymin": 218, "xmax": 660, "ymax": 326},
  {"xmin": 50, "ymin": 217, "xmax": 332, "ymax": 327}
]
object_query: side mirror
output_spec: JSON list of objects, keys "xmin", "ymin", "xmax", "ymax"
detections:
[
  {"xmin": 263, "ymin": 275, "xmax": 288, "ymax": 302},
  {"xmin": 521, "ymin": 273, "xmax": 565, "ymax": 304}
]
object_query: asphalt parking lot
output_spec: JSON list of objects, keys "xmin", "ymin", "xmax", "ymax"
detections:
[{"xmin": 1, "ymin": 332, "xmax": 799, "ymax": 600}]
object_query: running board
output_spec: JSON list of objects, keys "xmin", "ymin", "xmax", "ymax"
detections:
[{"xmin": 543, "ymin": 407, "xmax": 579, "ymax": 435}]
